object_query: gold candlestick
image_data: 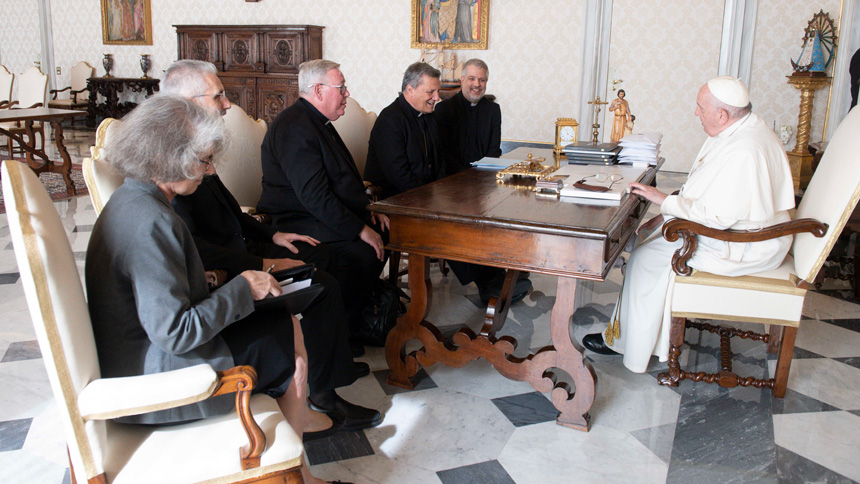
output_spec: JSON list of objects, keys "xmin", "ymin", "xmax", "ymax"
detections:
[
  {"xmin": 785, "ymin": 75, "xmax": 831, "ymax": 190},
  {"xmin": 588, "ymin": 97, "xmax": 608, "ymax": 144}
]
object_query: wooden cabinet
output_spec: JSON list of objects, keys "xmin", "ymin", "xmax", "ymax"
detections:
[{"xmin": 175, "ymin": 25, "xmax": 323, "ymax": 123}]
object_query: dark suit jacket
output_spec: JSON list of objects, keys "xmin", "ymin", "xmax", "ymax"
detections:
[
  {"xmin": 435, "ymin": 91, "xmax": 502, "ymax": 174},
  {"xmin": 257, "ymin": 98, "xmax": 370, "ymax": 243},
  {"xmin": 172, "ymin": 174, "xmax": 276, "ymax": 279},
  {"xmin": 364, "ymin": 94, "xmax": 446, "ymax": 199}
]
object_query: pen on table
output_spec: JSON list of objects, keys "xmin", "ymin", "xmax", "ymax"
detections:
[{"xmin": 266, "ymin": 264, "xmax": 275, "ymax": 273}]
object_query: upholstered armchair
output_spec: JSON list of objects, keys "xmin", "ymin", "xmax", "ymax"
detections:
[
  {"xmin": 49, "ymin": 61, "xmax": 94, "ymax": 125},
  {"xmin": 0, "ymin": 65, "xmax": 12, "ymax": 108},
  {"xmin": 331, "ymin": 96, "xmax": 380, "ymax": 201},
  {"xmin": 217, "ymin": 104, "xmax": 268, "ymax": 216},
  {"xmin": 82, "ymin": 118, "xmax": 124, "ymax": 214},
  {"xmin": 3, "ymin": 159, "xmax": 306, "ymax": 484},
  {"xmin": 2, "ymin": 66, "xmax": 48, "ymax": 155},
  {"xmin": 656, "ymin": 106, "xmax": 860, "ymax": 398}
]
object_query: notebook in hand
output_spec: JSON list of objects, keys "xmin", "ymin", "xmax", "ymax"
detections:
[{"xmin": 255, "ymin": 263, "xmax": 324, "ymax": 314}]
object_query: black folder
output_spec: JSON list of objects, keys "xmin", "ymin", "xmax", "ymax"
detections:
[{"xmin": 254, "ymin": 263, "xmax": 323, "ymax": 314}]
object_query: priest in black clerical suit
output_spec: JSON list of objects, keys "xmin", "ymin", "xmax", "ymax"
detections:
[
  {"xmin": 257, "ymin": 59, "xmax": 389, "ymax": 342},
  {"xmin": 364, "ymin": 62, "xmax": 531, "ymax": 305},
  {"xmin": 435, "ymin": 58, "xmax": 501, "ymax": 174},
  {"xmin": 364, "ymin": 88, "xmax": 446, "ymax": 200}
]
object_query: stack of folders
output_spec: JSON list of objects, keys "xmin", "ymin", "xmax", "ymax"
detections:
[
  {"xmin": 562, "ymin": 142, "xmax": 621, "ymax": 165},
  {"xmin": 618, "ymin": 132, "xmax": 663, "ymax": 167}
]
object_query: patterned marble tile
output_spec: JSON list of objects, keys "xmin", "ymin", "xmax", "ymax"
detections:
[
  {"xmin": 630, "ymin": 422, "xmax": 676, "ymax": 464},
  {"xmin": 821, "ymin": 318, "xmax": 860, "ymax": 334},
  {"xmin": 0, "ymin": 418, "xmax": 31, "ymax": 452},
  {"xmin": 304, "ymin": 429, "xmax": 375, "ymax": 466},
  {"xmin": 774, "ymin": 411, "xmax": 860, "ymax": 482},
  {"xmin": 794, "ymin": 319, "xmax": 860, "ymax": 359},
  {"xmin": 437, "ymin": 460, "xmax": 516, "ymax": 484},
  {"xmin": 372, "ymin": 368, "xmax": 437, "ymax": 395},
  {"xmin": 70, "ymin": 225, "xmax": 93, "ymax": 233},
  {"xmin": 491, "ymin": 392, "xmax": 557, "ymax": 427},
  {"xmin": 778, "ymin": 358, "xmax": 860, "ymax": 411},
  {"xmin": 0, "ymin": 273, "xmax": 19, "ymax": 285},
  {"xmin": 833, "ymin": 357, "xmax": 860, "ymax": 370},
  {"xmin": 1, "ymin": 341, "xmax": 40, "ymax": 363},
  {"xmin": 803, "ymin": 291, "xmax": 860, "ymax": 321},
  {"xmin": 772, "ymin": 389, "xmax": 840, "ymax": 415},
  {"xmin": 775, "ymin": 445, "xmax": 857, "ymax": 484}
]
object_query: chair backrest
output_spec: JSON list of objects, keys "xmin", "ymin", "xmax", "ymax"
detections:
[
  {"xmin": 83, "ymin": 118, "xmax": 124, "ymax": 214},
  {"xmin": 17, "ymin": 66, "xmax": 48, "ymax": 108},
  {"xmin": 217, "ymin": 105, "xmax": 267, "ymax": 208},
  {"xmin": 331, "ymin": 97, "xmax": 377, "ymax": 174},
  {"xmin": 793, "ymin": 106, "xmax": 860, "ymax": 282},
  {"xmin": 2, "ymin": 160, "xmax": 107, "ymax": 481},
  {"xmin": 0, "ymin": 65, "xmax": 12, "ymax": 104},
  {"xmin": 70, "ymin": 61, "xmax": 94, "ymax": 100}
]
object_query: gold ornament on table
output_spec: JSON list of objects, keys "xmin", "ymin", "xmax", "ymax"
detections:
[
  {"xmin": 587, "ymin": 97, "xmax": 609, "ymax": 144},
  {"xmin": 496, "ymin": 152, "xmax": 557, "ymax": 181}
]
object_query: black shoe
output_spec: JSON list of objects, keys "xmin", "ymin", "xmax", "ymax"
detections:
[
  {"xmin": 479, "ymin": 277, "xmax": 532, "ymax": 305},
  {"xmin": 308, "ymin": 394, "xmax": 383, "ymax": 431},
  {"xmin": 354, "ymin": 361, "xmax": 370, "ymax": 378},
  {"xmin": 582, "ymin": 333, "xmax": 620, "ymax": 355}
]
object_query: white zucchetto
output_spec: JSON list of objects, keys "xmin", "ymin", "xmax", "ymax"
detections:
[{"xmin": 707, "ymin": 76, "xmax": 750, "ymax": 108}]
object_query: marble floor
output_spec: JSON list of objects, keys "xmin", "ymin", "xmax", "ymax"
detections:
[{"xmin": 1, "ymin": 131, "xmax": 860, "ymax": 483}]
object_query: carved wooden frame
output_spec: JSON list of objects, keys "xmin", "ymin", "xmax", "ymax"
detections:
[
  {"xmin": 411, "ymin": 0, "xmax": 490, "ymax": 50},
  {"xmin": 101, "ymin": 0, "xmax": 153, "ymax": 46}
]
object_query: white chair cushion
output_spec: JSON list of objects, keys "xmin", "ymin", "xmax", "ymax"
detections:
[
  {"xmin": 331, "ymin": 97, "xmax": 377, "ymax": 174},
  {"xmin": 793, "ymin": 107, "xmax": 860, "ymax": 282},
  {"xmin": 217, "ymin": 105, "xmax": 267, "ymax": 208},
  {"xmin": 105, "ymin": 394, "xmax": 303, "ymax": 484},
  {"xmin": 672, "ymin": 255, "xmax": 806, "ymax": 326},
  {"xmin": 78, "ymin": 364, "xmax": 219, "ymax": 421},
  {"xmin": 84, "ymin": 118, "xmax": 125, "ymax": 214}
]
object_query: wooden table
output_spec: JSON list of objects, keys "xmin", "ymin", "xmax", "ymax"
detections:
[
  {"xmin": 0, "ymin": 107, "xmax": 86, "ymax": 196},
  {"xmin": 86, "ymin": 77, "xmax": 159, "ymax": 127},
  {"xmin": 370, "ymin": 162, "xmax": 658, "ymax": 431}
]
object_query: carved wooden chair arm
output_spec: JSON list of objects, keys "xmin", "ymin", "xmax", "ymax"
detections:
[
  {"xmin": 70, "ymin": 88, "xmax": 88, "ymax": 103},
  {"xmin": 0, "ymin": 100, "xmax": 13, "ymax": 109},
  {"xmin": 50, "ymin": 86, "xmax": 72, "ymax": 99},
  {"xmin": 212, "ymin": 365, "xmax": 266, "ymax": 470},
  {"xmin": 663, "ymin": 217, "xmax": 828, "ymax": 276}
]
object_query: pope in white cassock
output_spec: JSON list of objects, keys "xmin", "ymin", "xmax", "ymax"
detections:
[{"xmin": 582, "ymin": 76, "xmax": 796, "ymax": 373}]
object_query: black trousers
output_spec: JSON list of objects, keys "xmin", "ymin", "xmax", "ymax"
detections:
[
  {"xmin": 241, "ymin": 242, "xmax": 357, "ymax": 394},
  {"xmin": 446, "ymin": 260, "xmax": 505, "ymax": 287}
]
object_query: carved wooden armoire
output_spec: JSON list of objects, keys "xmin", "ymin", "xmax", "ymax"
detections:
[{"xmin": 175, "ymin": 25, "xmax": 323, "ymax": 123}]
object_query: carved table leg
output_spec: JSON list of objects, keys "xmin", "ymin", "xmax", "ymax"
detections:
[
  {"xmin": 549, "ymin": 276, "xmax": 596, "ymax": 431},
  {"xmin": 51, "ymin": 120, "xmax": 76, "ymax": 196},
  {"xmin": 385, "ymin": 254, "xmax": 431, "ymax": 389},
  {"xmin": 481, "ymin": 269, "xmax": 520, "ymax": 337}
]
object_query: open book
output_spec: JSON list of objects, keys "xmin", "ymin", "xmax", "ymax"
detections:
[{"xmin": 556, "ymin": 164, "xmax": 649, "ymax": 202}]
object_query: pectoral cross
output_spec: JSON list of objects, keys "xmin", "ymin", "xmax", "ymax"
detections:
[{"xmin": 588, "ymin": 97, "xmax": 609, "ymax": 144}]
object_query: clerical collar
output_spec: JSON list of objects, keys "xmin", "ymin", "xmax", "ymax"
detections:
[
  {"xmin": 398, "ymin": 93, "xmax": 425, "ymax": 118},
  {"xmin": 715, "ymin": 112, "xmax": 752, "ymax": 140},
  {"xmin": 298, "ymin": 97, "xmax": 330, "ymax": 125}
]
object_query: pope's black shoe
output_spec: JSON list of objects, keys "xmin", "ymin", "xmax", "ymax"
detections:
[
  {"xmin": 582, "ymin": 333, "xmax": 620, "ymax": 355},
  {"xmin": 308, "ymin": 393, "xmax": 383, "ymax": 431}
]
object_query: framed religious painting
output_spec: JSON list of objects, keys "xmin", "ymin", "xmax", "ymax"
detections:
[
  {"xmin": 412, "ymin": 0, "xmax": 490, "ymax": 50},
  {"xmin": 101, "ymin": 0, "xmax": 153, "ymax": 45}
]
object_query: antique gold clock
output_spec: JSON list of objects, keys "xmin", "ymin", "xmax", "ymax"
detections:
[{"xmin": 554, "ymin": 118, "xmax": 579, "ymax": 154}]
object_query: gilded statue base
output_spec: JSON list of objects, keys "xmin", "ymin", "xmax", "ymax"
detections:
[{"xmin": 786, "ymin": 150, "xmax": 814, "ymax": 191}]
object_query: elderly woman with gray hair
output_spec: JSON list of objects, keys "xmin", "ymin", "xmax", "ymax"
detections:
[{"xmin": 85, "ymin": 95, "xmax": 352, "ymax": 484}]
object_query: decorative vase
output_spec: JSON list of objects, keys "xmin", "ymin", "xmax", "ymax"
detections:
[
  {"xmin": 140, "ymin": 54, "xmax": 152, "ymax": 79},
  {"xmin": 102, "ymin": 54, "xmax": 114, "ymax": 78}
]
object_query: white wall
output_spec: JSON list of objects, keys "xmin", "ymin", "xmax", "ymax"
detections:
[{"xmin": 0, "ymin": 0, "xmax": 846, "ymax": 172}]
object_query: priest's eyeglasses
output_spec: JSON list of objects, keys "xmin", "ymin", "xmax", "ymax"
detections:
[
  {"xmin": 577, "ymin": 173, "xmax": 623, "ymax": 189},
  {"xmin": 193, "ymin": 90, "xmax": 227, "ymax": 103},
  {"xmin": 310, "ymin": 83, "xmax": 348, "ymax": 95}
]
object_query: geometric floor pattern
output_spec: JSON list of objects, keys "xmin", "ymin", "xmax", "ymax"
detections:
[{"xmin": 2, "ymin": 133, "xmax": 860, "ymax": 483}]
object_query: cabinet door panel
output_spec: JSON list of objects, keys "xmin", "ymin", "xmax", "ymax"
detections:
[
  {"xmin": 221, "ymin": 76, "xmax": 257, "ymax": 118},
  {"xmin": 258, "ymin": 77, "xmax": 298, "ymax": 124},
  {"xmin": 182, "ymin": 33, "xmax": 219, "ymax": 65},
  {"xmin": 223, "ymin": 32, "xmax": 259, "ymax": 71},
  {"xmin": 263, "ymin": 33, "xmax": 304, "ymax": 73}
]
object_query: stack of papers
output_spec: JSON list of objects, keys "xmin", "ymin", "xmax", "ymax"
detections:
[
  {"xmin": 618, "ymin": 133, "xmax": 662, "ymax": 167},
  {"xmin": 555, "ymin": 164, "xmax": 648, "ymax": 203}
]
